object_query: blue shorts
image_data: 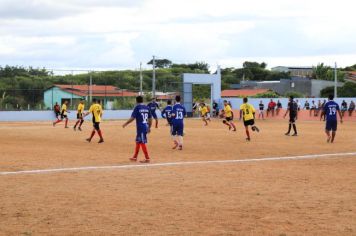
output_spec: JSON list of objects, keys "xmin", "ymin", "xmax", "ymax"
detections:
[
  {"xmin": 151, "ymin": 111, "xmax": 158, "ymax": 119},
  {"xmin": 136, "ymin": 132, "xmax": 147, "ymax": 144},
  {"xmin": 326, "ymin": 120, "xmax": 337, "ymax": 131},
  {"xmin": 172, "ymin": 123, "xmax": 184, "ymax": 136}
]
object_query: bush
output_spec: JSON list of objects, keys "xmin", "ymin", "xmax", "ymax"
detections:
[
  {"xmin": 284, "ymin": 91, "xmax": 305, "ymax": 98},
  {"xmin": 251, "ymin": 91, "xmax": 280, "ymax": 98}
]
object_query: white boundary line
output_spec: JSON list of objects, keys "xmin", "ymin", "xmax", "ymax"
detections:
[{"xmin": 1, "ymin": 152, "xmax": 356, "ymax": 176}]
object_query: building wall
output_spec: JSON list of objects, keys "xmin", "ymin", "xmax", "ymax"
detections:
[{"xmin": 44, "ymin": 88, "xmax": 83, "ymax": 109}]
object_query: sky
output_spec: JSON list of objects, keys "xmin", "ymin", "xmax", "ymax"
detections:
[{"xmin": 0, "ymin": 0, "xmax": 355, "ymax": 72}]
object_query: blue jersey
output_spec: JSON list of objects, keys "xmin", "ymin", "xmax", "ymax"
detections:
[
  {"xmin": 324, "ymin": 101, "xmax": 340, "ymax": 121},
  {"xmin": 172, "ymin": 103, "xmax": 186, "ymax": 125},
  {"xmin": 147, "ymin": 102, "xmax": 159, "ymax": 114},
  {"xmin": 162, "ymin": 105, "xmax": 173, "ymax": 123},
  {"xmin": 131, "ymin": 104, "xmax": 152, "ymax": 133}
]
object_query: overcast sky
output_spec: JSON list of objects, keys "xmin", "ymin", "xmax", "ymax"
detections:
[{"xmin": 0, "ymin": 0, "xmax": 355, "ymax": 71}]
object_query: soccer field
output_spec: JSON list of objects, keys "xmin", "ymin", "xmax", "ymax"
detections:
[{"xmin": 0, "ymin": 119, "xmax": 355, "ymax": 235}]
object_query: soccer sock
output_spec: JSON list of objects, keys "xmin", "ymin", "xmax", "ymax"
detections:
[
  {"xmin": 89, "ymin": 130, "xmax": 96, "ymax": 140},
  {"xmin": 287, "ymin": 124, "xmax": 291, "ymax": 133},
  {"xmin": 65, "ymin": 119, "xmax": 68, "ymax": 127},
  {"xmin": 54, "ymin": 119, "xmax": 62, "ymax": 124},
  {"xmin": 140, "ymin": 143, "xmax": 149, "ymax": 159},
  {"xmin": 133, "ymin": 143, "xmax": 140, "ymax": 158},
  {"xmin": 246, "ymin": 129, "xmax": 250, "ymax": 139},
  {"xmin": 155, "ymin": 119, "xmax": 158, "ymax": 128},
  {"xmin": 178, "ymin": 136, "xmax": 183, "ymax": 146},
  {"xmin": 331, "ymin": 131, "xmax": 336, "ymax": 142},
  {"xmin": 74, "ymin": 120, "xmax": 80, "ymax": 128},
  {"xmin": 230, "ymin": 122, "xmax": 236, "ymax": 130},
  {"xmin": 292, "ymin": 124, "xmax": 297, "ymax": 134},
  {"xmin": 79, "ymin": 120, "xmax": 84, "ymax": 127},
  {"xmin": 97, "ymin": 129, "xmax": 103, "ymax": 139}
]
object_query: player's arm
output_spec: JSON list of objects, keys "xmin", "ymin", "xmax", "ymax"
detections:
[
  {"xmin": 122, "ymin": 117, "xmax": 135, "ymax": 128},
  {"xmin": 283, "ymin": 107, "xmax": 289, "ymax": 118},
  {"xmin": 239, "ymin": 109, "xmax": 242, "ymax": 120}
]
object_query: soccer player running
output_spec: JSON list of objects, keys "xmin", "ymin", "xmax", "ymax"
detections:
[
  {"xmin": 53, "ymin": 102, "xmax": 61, "ymax": 120},
  {"xmin": 123, "ymin": 96, "xmax": 152, "ymax": 163},
  {"xmin": 73, "ymin": 99, "xmax": 85, "ymax": 131},
  {"xmin": 283, "ymin": 96, "xmax": 298, "ymax": 136},
  {"xmin": 83, "ymin": 98, "xmax": 104, "ymax": 143},
  {"xmin": 320, "ymin": 94, "xmax": 343, "ymax": 143},
  {"xmin": 53, "ymin": 100, "xmax": 69, "ymax": 128},
  {"xmin": 171, "ymin": 95, "xmax": 186, "ymax": 150},
  {"xmin": 199, "ymin": 102, "xmax": 211, "ymax": 126},
  {"xmin": 221, "ymin": 100, "xmax": 236, "ymax": 131},
  {"xmin": 147, "ymin": 98, "xmax": 160, "ymax": 128},
  {"xmin": 240, "ymin": 97, "xmax": 260, "ymax": 141},
  {"xmin": 161, "ymin": 100, "xmax": 173, "ymax": 127}
]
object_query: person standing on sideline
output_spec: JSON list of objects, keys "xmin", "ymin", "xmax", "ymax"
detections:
[
  {"xmin": 258, "ymin": 101, "xmax": 265, "ymax": 119},
  {"xmin": 284, "ymin": 96, "xmax": 298, "ymax": 136},
  {"xmin": 321, "ymin": 94, "xmax": 343, "ymax": 143}
]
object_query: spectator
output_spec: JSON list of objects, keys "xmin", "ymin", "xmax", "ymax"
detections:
[
  {"xmin": 348, "ymin": 101, "xmax": 355, "ymax": 116},
  {"xmin": 258, "ymin": 100, "xmax": 265, "ymax": 119},
  {"xmin": 310, "ymin": 100, "xmax": 316, "ymax": 116},
  {"xmin": 296, "ymin": 99, "xmax": 301, "ymax": 111},
  {"xmin": 267, "ymin": 99, "xmax": 276, "ymax": 117},
  {"xmin": 304, "ymin": 100, "xmax": 310, "ymax": 110},
  {"xmin": 315, "ymin": 100, "xmax": 322, "ymax": 116},
  {"xmin": 341, "ymin": 100, "xmax": 347, "ymax": 117},
  {"xmin": 320, "ymin": 99, "xmax": 327, "ymax": 120},
  {"xmin": 276, "ymin": 100, "xmax": 282, "ymax": 116},
  {"xmin": 213, "ymin": 101, "xmax": 219, "ymax": 117}
]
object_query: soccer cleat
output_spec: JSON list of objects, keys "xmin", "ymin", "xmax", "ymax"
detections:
[
  {"xmin": 232, "ymin": 128, "xmax": 236, "ymax": 132},
  {"xmin": 292, "ymin": 133, "xmax": 298, "ymax": 136},
  {"xmin": 140, "ymin": 159, "xmax": 150, "ymax": 163},
  {"xmin": 228, "ymin": 126, "xmax": 232, "ymax": 130},
  {"xmin": 178, "ymin": 145, "xmax": 183, "ymax": 150},
  {"xmin": 98, "ymin": 139, "xmax": 104, "ymax": 143},
  {"xmin": 52, "ymin": 122, "xmax": 56, "ymax": 127},
  {"xmin": 246, "ymin": 138, "xmax": 251, "ymax": 141},
  {"xmin": 86, "ymin": 138, "xmax": 91, "ymax": 143},
  {"xmin": 172, "ymin": 141, "xmax": 178, "ymax": 149},
  {"xmin": 129, "ymin": 157, "xmax": 137, "ymax": 162},
  {"xmin": 254, "ymin": 126, "xmax": 260, "ymax": 132},
  {"xmin": 285, "ymin": 132, "xmax": 290, "ymax": 136},
  {"xmin": 78, "ymin": 127, "xmax": 82, "ymax": 131}
]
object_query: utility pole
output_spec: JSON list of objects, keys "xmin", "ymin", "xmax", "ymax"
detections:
[
  {"xmin": 140, "ymin": 62, "xmax": 143, "ymax": 96},
  {"xmin": 334, "ymin": 62, "xmax": 337, "ymax": 98},
  {"xmin": 152, "ymin": 55, "xmax": 156, "ymax": 98},
  {"xmin": 89, "ymin": 71, "xmax": 93, "ymax": 102}
]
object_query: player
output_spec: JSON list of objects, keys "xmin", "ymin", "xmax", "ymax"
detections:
[
  {"xmin": 321, "ymin": 94, "xmax": 343, "ymax": 143},
  {"xmin": 258, "ymin": 100, "xmax": 265, "ymax": 119},
  {"xmin": 53, "ymin": 102, "xmax": 61, "ymax": 120},
  {"xmin": 123, "ymin": 96, "xmax": 152, "ymax": 163},
  {"xmin": 161, "ymin": 100, "xmax": 173, "ymax": 127},
  {"xmin": 53, "ymin": 100, "xmax": 69, "ymax": 128},
  {"xmin": 73, "ymin": 99, "xmax": 85, "ymax": 131},
  {"xmin": 283, "ymin": 96, "xmax": 298, "ymax": 136},
  {"xmin": 221, "ymin": 100, "xmax": 236, "ymax": 131},
  {"xmin": 171, "ymin": 95, "xmax": 186, "ymax": 150},
  {"xmin": 199, "ymin": 102, "xmax": 211, "ymax": 126},
  {"xmin": 239, "ymin": 97, "xmax": 260, "ymax": 141},
  {"xmin": 147, "ymin": 98, "xmax": 159, "ymax": 128},
  {"xmin": 83, "ymin": 98, "xmax": 104, "ymax": 143}
]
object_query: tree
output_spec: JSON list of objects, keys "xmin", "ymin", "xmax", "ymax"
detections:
[{"xmin": 147, "ymin": 59, "xmax": 172, "ymax": 68}]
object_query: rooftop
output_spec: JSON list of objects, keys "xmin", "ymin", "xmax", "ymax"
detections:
[{"xmin": 221, "ymin": 89, "xmax": 270, "ymax": 97}]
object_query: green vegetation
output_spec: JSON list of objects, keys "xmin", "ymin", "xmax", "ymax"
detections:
[
  {"xmin": 312, "ymin": 63, "xmax": 346, "ymax": 82},
  {"xmin": 320, "ymin": 82, "xmax": 356, "ymax": 98},
  {"xmin": 284, "ymin": 91, "xmax": 305, "ymax": 98}
]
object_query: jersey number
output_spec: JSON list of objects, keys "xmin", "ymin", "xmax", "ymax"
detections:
[
  {"xmin": 176, "ymin": 111, "xmax": 183, "ymax": 119},
  {"xmin": 141, "ymin": 113, "xmax": 148, "ymax": 124},
  {"xmin": 328, "ymin": 107, "xmax": 336, "ymax": 115}
]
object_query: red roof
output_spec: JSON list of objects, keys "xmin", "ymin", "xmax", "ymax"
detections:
[
  {"xmin": 54, "ymin": 84, "xmax": 137, "ymax": 97},
  {"xmin": 347, "ymin": 71, "xmax": 356, "ymax": 81},
  {"xmin": 221, "ymin": 89, "xmax": 270, "ymax": 97}
]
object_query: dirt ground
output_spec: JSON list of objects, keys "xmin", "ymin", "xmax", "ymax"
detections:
[{"xmin": 0, "ymin": 118, "xmax": 355, "ymax": 235}]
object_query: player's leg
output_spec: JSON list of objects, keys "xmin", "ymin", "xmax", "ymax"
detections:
[
  {"xmin": 64, "ymin": 116, "xmax": 69, "ymax": 128},
  {"xmin": 177, "ymin": 124, "xmax": 184, "ymax": 150},
  {"xmin": 86, "ymin": 126, "xmax": 96, "ymax": 142},
  {"xmin": 171, "ymin": 126, "xmax": 179, "ymax": 149},
  {"xmin": 285, "ymin": 121, "xmax": 292, "ymax": 135},
  {"xmin": 78, "ymin": 118, "xmax": 84, "ymax": 131},
  {"xmin": 245, "ymin": 125, "xmax": 250, "ymax": 141},
  {"xmin": 53, "ymin": 115, "xmax": 63, "ymax": 126},
  {"xmin": 96, "ymin": 123, "xmax": 104, "ymax": 143},
  {"xmin": 331, "ymin": 131, "xmax": 336, "ymax": 143},
  {"xmin": 229, "ymin": 119, "xmax": 236, "ymax": 131},
  {"xmin": 222, "ymin": 119, "xmax": 231, "ymax": 130},
  {"xmin": 202, "ymin": 116, "xmax": 208, "ymax": 126},
  {"xmin": 292, "ymin": 120, "xmax": 297, "ymax": 136},
  {"xmin": 137, "ymin": 132, "xmax": 150, "ymax": 163},
  {"xmin": 330, "ymin": 121, "xmax": 337, "ymax": 143}
]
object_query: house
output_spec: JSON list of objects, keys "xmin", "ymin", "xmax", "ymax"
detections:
[
  {"xmin": 346, "ymin": 71, "xmax": 356, "ymax": 82},
  {"xmin": 44, "ymin": 84, "xmax": 137, "ymax": 110},
  {"xmin": 271, "ymin": 66, "xmax": 313, "ymax": 78},
  {"xmin": 221, "ymin": 89, "xmax": 270, "ymax": 98}
]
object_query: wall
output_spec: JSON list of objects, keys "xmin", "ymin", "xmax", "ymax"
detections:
[{"xmin": 44, "ymin": 88, "xmax": 83, "ymax": 109}]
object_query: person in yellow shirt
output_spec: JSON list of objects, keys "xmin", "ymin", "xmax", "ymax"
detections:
[
  {"xmin": 239, "ymin": 97, "xmax": 260, "ymax": 141},
  {"xmin": 199, "ymin": 102, "xmax": 211, "ymax": 126},
  {"xmin": 83, "ymin": 98, "xmax": 104, "ymax": 143},
  {"xmin": 221, "ymin": 100, "xmax": 236, "ymax": 131},
  {"xmin": 52, "ymin": 100, "xmax": 69, "ymax": 128},
  {"xmin": 74, "ymin": 99, "xmax": 85, "ymax": 131}
]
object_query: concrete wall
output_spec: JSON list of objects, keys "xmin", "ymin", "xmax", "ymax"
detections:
[{"xmin": 44, "ymin": 88, "xmax": 83, "ymax": 109}]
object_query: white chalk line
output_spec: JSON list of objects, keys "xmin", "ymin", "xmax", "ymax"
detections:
[{"xmin": 1, "ymin": 152, "xmax": 356, "ymax": 176}]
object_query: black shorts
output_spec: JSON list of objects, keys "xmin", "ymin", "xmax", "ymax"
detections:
[
  {"xmin": 77, "ymin": 113, "xmax": 83, "ymax": 119},
  {"xmin": 289, "ymin": 116, "xmax": 296, "ymax": 123},
  {"xmin": 244, "ymin": 119, "xmax": 255, "ymax": 127},
  {"xmin": 55, "ymin": 111, "xmax": 60, "ymax": 117},
  {"xmin": 93, "ymin": 122, "xmax": 100, "ymax": 131},
  {"xmin": 61, "ymin": 114, "xmax": 68, "ymax": 119},
  {"xmin": 225, "ymin": 117, "xmax": 233, "ymax": 122}
]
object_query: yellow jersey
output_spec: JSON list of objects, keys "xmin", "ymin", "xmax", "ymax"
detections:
[
  {"xmin": 61, "ymin": 104, "xmax": 67, "ymax": 115},
  {"xmin": 240, "ymin": 103, "xmax": 255, "ymax": 121},
  {"xmin": 201, "ymin": 106, "xmax": 208, "ymax": 116},
  {"xmin": 77, "ymin": 103, "xmax": 85, "ymax": 114},
  {"xmin": 224, "ymin": 104, "xmax": 233, "ymax": 118},
  {"xmin": 89, "ymin": 104, "xmax": 103, "ymax": 123}
]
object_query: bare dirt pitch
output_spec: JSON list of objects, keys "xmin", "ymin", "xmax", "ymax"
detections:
[{"xmin": 0, "ymin": 119, "xmax": 355, "ymax": 235}]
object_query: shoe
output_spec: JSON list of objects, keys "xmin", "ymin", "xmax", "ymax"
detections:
[
  {"xmin": 178, "ymin": 145, "xmax": 183, "ymax": 150},
  {"xmin": 140, "ymin": 159, "xmax": 150, "ymax": 163},
  {"xmin": 52, "ymin": 122, "xmax": 56, "ymax": 127},
  {"xmin": 232, "ymin": 129, "xmax": 236, "ymax": 132},
  {"xmin": 246, "ymin": 138, "xmax": 251, "ymax": 141},
  {"xmin": 285, "ymin": 133, "xmax": 290, "ymax": 136},
  {"xmin": 172, "ymin": 141, "xmax": 178, "ymax": 149},
  {"xmin": 98, "ymin": 139, "xmax": 104, "ymax": 143},
  {"xmin": 129, "ymin": 157, "xmax": 137, "ymax": 162},
  {"xmin": 78, "ymin": 127, "xmax": 82, "ymax": 131},
  {"xmin": 292, "ymin": 133, "xmax": 298, "ymax": 136},
  {"xmin": 228, "ymin": 126, "xmax": 232, "ymax": 130},
  {"xmin": 65, "ymin": 126, "xmax": 69, "ymax": 129},
  {"xmin": 254, "ymin": 127, "xmax": 260, "ymax": 132},
  {"xmin": 86, "ymin": 138, "xmax": 91, "ymax": 143},
  {"xmin": 73, "ymin": 127, "xmax": 76, "ymax": 131}
]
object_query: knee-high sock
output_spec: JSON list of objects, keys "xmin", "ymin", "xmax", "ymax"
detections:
[
  {"xmin": 54, "ymin": 119, "xmax": 62, "ymax": 124},
  {"xmin": 287, "ymin": 124, "xmax": 291, "ymax": 133},
  {"xmin": 230, "ymin": 122, "xmax": 236, "ymax": 130},
  {"xmin": 74, "ymin": 120, "xmax": 80, "ymax": 128},
  {"xmin": 246, "ymin": 129, "xmax": 250, "ymax": 139},
  {"xmin": 140, "ymin": 143, "xmax": 149, "ymax": 159},
  {"xmin": 178, "ymin": 136, "xmax": 183, "ymax": 146},
  {"xmin": 292, "ymin": 124, "xmax": 297, "ymax": 134},
  {"xmin": 65, "ymin": 118, "xmax": 68, "ymax": 127},
  {"xmin": 133, "ymin": 143, "xmax": 140, "ymax": 158},
  {"xmin": 79, "ymin": 120, "xmax": 84, "ymax": 127},
  {"xmin": 97, "ymin": 129, "xmax": 103, "ymax": 139},
  {"xmin": 89, "ymin": 130, "xmax": 95, "ymax": 140}
]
